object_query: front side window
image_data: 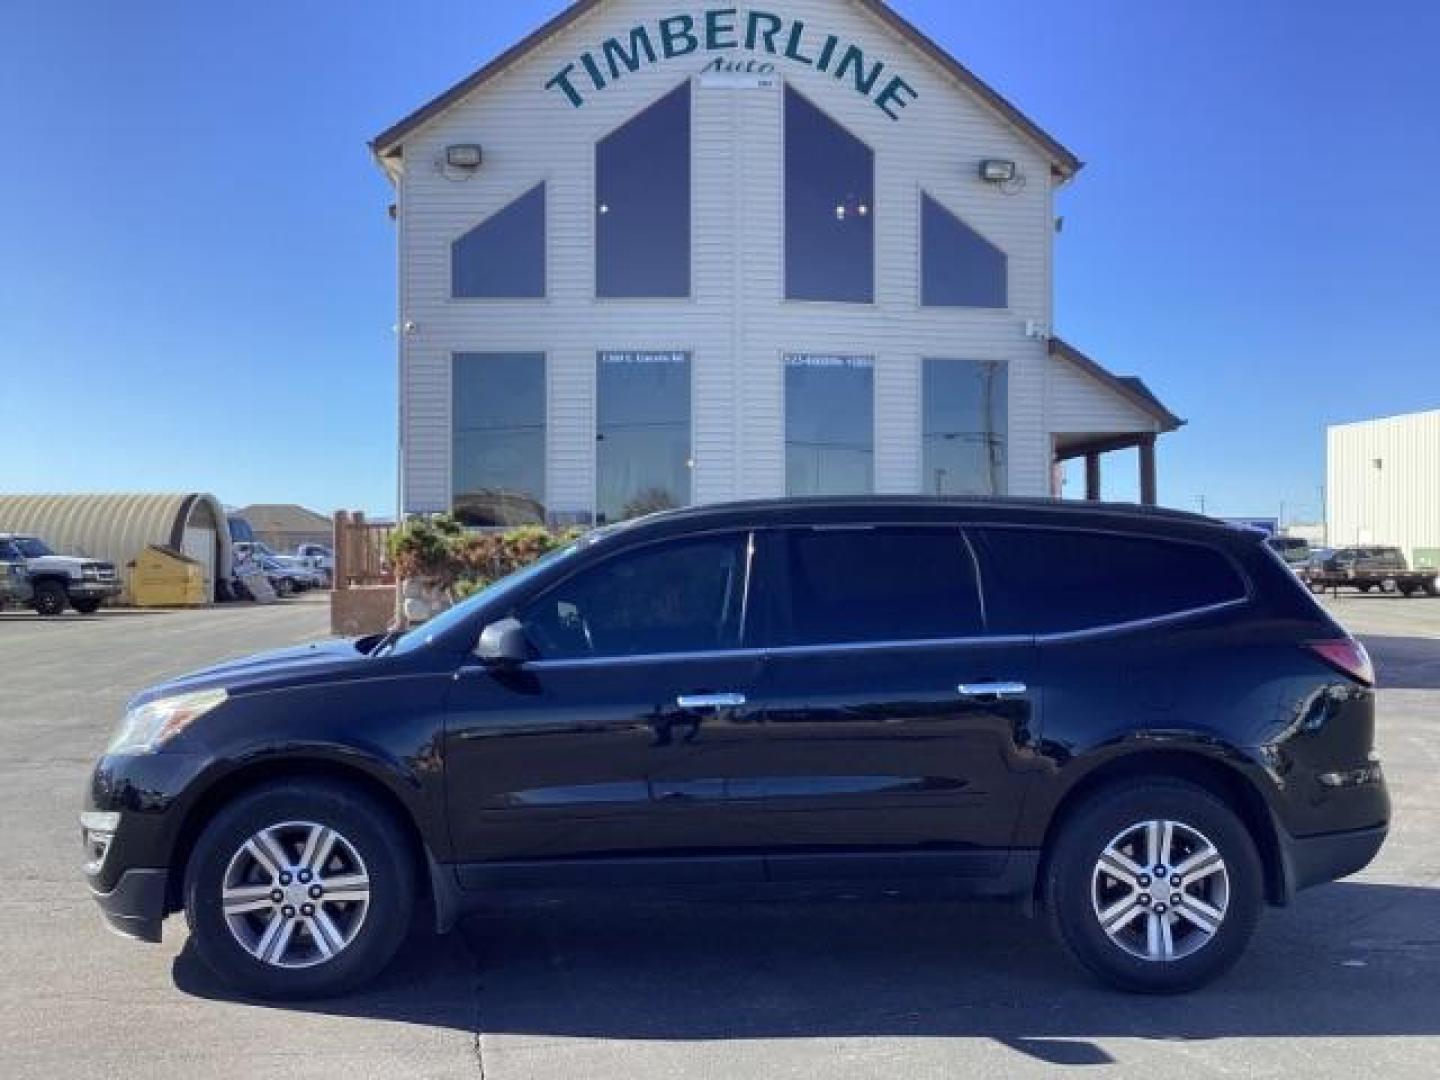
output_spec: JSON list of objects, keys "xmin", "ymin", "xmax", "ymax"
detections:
[
  {"xmin": 596, "ymin": 351, "xmax": 692, "ymax": 524},
  {"xmin": 923, "ymin": 359, "xmax": 1008, "ymax": 496},
  {"xmin": 452, "ymin": 184, "xmax": 546, "ymax": 298},
  {"xmin": 785, "ymin": 86, "xmax": 874, "ymax": 303},
  {"xmin": 597, "ymin": 82, "xmax": 691, "ymax": 298},
  {"xmin": 973, "ymin": 528, "xmax": 1248, "ymax": 635},
  {"xmin": 452, "ymin": 353, "xmax": 546, "ymax": 526},
  {"xmin": 785, "ymin": 355, "xmax": 874, "ymax": 497},
  {"xmin": 520, "ymin": 535, "xmax": 749, "ymax": 660},
  {"xmin": 922, "ymin": 194, "xmax": 1007, "ymax": 308},
  {"xmin": 17, "ymin": 539, "xmax": 52, "ymax": 558},
  {"xmin": 779, "ymin": 527, "xmax": 983, "ymax": 646}
]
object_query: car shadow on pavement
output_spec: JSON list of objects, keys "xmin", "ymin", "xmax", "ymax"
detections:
[{"xmin": 174, "ymin": 880, "xmax": 1440, "ymax": 1064}]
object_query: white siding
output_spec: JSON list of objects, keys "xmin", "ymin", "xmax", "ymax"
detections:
[
  {"xmin": 1328, "ymin": 410, "xmax": 1440, "ymax": 565},
  {"xmin": 392, "ymin": 0, "xmax": 1079, "ymax": 516},
  {"xmin": 1048, "ymin": 357, "xmax": 1158, "ymax": 433}
]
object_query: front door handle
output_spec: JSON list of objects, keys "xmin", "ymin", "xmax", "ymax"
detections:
[
  {"xmin": 957, "ymin": 681, "xmax": 1028, "ymax": 699},
  {"xmin": 676, "ymin": 693, "xmax": 747, "ymax": 710}
]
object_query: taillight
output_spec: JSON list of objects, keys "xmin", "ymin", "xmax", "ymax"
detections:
[{"xmin": 1307, "ymin": 639, "xmax": 1375, "ymax": 687}]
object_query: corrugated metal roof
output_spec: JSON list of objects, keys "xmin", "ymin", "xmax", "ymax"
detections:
[{"xmin": 0, "ymin": 493, "xmax": 233, "ymax": 602}]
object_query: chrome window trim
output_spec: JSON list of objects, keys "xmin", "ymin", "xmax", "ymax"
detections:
[
  {"xmin": 518, "ymin": 599, "xmax": 1249, "ymax": 671},
  {"xmin": 1032, "ymin": 598, "xmax": 1251, "ymax": 645}
]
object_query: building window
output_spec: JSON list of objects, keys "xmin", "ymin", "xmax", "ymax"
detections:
[
  {"xmin": 452, "ymin": 184, "xmax": 546, "ymax": 299},
  {"xmin": 596, "ymin": 351, "xmax": 692, "ymax": 524},
  {"xmin": 597, "ymin": 82, "xmax": 691, "ymax": 298},
  {"xmin": 785, "ymin": 86, "xmax": 874, "ymax": 303},
  {"xmin": 452, "ymin": 353, "xmax": 546, "ymax": 526},
  {"xmin": 785, "ymin": 355, "xmax": 874, "ymax": 496},
  {"xmin": 923, "ymin": 359, "xmax": 1008, "ymax": 497},
  {"xmin": 921, "ymin": 194, "xmax": 1007, "ymax": 308}
]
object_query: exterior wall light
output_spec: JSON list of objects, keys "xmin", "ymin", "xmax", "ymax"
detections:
[
  {"xmin": 979, "ymin": 159, "xmax": 1017, "ymax": 183},
  {"xmin": 445, "ymin": 144, "xmax": 484, "ymax": 169}
]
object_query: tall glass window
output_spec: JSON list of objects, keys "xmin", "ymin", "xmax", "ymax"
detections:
[
  {"xmin": 923, "ymin": 359, "xmax": 1008, "ymax": 497},
  {"xmin": 452, "ymin": 353, "xmax": 546, "ymax": 526},
  {"xmin": 596, "ymin": 82, "xmax": 691, "ymax": 298},
  {"xmin": 921, "ymin": 194, "xmax": 1007, "ymax": 308},
  {"xmin": 596, "ymin": 351, "xmax": 692, "ymax": 524},
  {"xmin": 785, "ymin": 87, "xmax": 874, "ymax": 303},
  {"xmin": 452, "ymin": 184, "xmax": 546, "ymax": 299},
  {"xmin": 785, "ymin": 355, "xmax": 874, "ymax": 496}
]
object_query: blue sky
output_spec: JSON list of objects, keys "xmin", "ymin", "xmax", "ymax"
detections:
[{"xmin": 3, "ymin": 0, "xmax": 1436, "ymax": 520}]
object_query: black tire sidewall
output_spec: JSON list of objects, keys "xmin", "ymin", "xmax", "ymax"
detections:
[
  {"xmin": 184, "ymin": 782, "xmax": 415, "ymax": 1000},
  {"xmin": 71, "ymin": 598, "xmax": 102, "ymax": 614},
  {"xmin": 1046, "ymin": 780, "xmax": 1263, "ymax": 994},
  {"xmin": 33, "ymin": 582, "xmax": 67, "ymax": 616}
]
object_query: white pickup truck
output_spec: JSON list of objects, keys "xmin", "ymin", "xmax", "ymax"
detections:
[{"xmin": 0, "ymin": 533, "xmax": 122, "ymax": 615}]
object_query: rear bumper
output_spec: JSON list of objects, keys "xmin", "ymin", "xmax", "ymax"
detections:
[
  {"xmin": 1281, "ymin": 823, "xmax": 1388, "ymax": 897},
  {"xmin": 89, "ymin": 868, "xmax": 168, "ymax": 943}
]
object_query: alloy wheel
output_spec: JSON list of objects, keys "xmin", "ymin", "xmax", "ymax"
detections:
[
  {"xmin": 1091, "ymin": 818, "xmax": 1230, "ymax": 963},
  {"xmin": 220, "ymin": 821, "xmax": 371, "ymax": 969}
]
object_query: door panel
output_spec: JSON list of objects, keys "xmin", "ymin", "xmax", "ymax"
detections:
[
  {"xmin": 757, "ymin": 640, "xmax": 1040, "ymax": 853},
  {"xmin": 445, "ymin": 654, "xmax": 772, "ymax": 865}
]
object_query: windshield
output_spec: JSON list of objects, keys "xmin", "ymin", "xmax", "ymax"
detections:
[
  {"xmin": 388, "ymin": 537, "xmax": 591, "ymax": 656},
  {"xmin": 17, "ymin": 539, "xmax": 53, "ymax": 558}
]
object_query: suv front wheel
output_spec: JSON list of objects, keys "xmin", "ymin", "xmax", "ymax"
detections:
[
  {"xmin": 184, "ymin": 780, "xmax": 415, "ymax": 1000},
  {"xmin": 1044, "ymin": 778, "xmax": 1263, "ymax": 993}
]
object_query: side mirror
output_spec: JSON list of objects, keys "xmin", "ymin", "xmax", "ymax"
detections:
[{"xmin": 476, "ymin": 617, "xmax": 530, "ymax": 668}]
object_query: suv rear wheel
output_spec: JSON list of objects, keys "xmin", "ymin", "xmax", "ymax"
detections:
[
  {"xmin": 1045, "ymin": 778, "xmax": 1263, "ymax": 993},
  {"xmin": 184, "ymin": 781, "xmax": 415, "ymax": 1000}
]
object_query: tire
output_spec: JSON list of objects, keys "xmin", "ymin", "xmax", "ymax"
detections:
[
  {"xmin": 31, "ymin": 580, "xmax": 68, "ymax": 616},
  {"xmin": 71, "ymin": 597, "xmax": 103, "ymax": 614},
  {"xmin": 1426, "ymin": 579, "xmax": 1439, "ymax": 598},
  {"xmin": 1380, "ymin": 578, "xmax": 1399, "ymax": 595},
  {"xmin": 183, "ymin": 781, "xmax": 415, "ymax": 1000},
  {"xmin": 1358, "ymin": 584, "xmax": 1373, "ymax": 594},
  {"xmin": 275, "ymin": 577, "xmax": 295, "ymax": 598},
  {"xmin": 1044, "ymin": 778, "xmax": 1263, "ymax": 994},
  {"xmin": 1400, "ymin": 584, "xmax": 1418, "ymax": 598}
]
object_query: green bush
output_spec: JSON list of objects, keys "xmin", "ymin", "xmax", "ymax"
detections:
[{"xmin": 388, "ymin": 516, "xmax": 578, "ymax": 595}]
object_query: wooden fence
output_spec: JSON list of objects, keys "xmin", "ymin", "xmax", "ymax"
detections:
[{"xmin": 332, "ymin": 511, "xmax": 396, "ymax": 590}]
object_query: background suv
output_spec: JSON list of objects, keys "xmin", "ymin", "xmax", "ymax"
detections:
[{"xmin": 83, "ymin": 498, "xmax": 1388, "ymax": 998}]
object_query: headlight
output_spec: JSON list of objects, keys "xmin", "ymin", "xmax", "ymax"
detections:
[{"xmin": 106, "ymin": 688, "xmax": 228, "ymax": 754}]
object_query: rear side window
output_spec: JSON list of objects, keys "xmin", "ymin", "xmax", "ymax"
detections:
[
  {"xmin": 779, "ymin": 527, "xmax": 983, "ymax": 645},
  {"xmin": 973, "ymin": 528, "xmax": 1247, "ymax": 635}
]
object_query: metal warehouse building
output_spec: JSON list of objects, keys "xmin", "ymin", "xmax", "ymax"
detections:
[
  {"xmin": 372, "ymin": 0, "xmax": 1182, "ymax": 526},
  {"xmin": 1328, "ymin": 410, "xmax": 1440, "ymax": 568},
  {"xmin": 0, "ymin": 493, "xmax": 234, "ymax": 603}
]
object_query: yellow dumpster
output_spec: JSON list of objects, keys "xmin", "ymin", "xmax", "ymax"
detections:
[{"xmin": 128, "ymin": 546, "xmax": 207, "ymax": 607}]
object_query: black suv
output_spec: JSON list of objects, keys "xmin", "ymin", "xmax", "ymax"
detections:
[{"xmin": 83, "ymin": 498, "xmax": 1388, "ymax": 998}]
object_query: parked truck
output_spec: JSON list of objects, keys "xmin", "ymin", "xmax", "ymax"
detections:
[
  {"xmin": 1305, "ymin": 545, "xmax": 1439, "ymax": 597},
  {"xmin": 0, "ymin": 533, "xmax": 122, "ymax": 615}
]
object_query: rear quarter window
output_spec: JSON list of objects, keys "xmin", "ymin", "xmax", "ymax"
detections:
[{"xmin": 972, "ymin": 527, "xmax": 1249, "ymax": 635}]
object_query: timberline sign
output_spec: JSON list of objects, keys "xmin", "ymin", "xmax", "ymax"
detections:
[{"xmin": 545, "ymin": 7, "xmax": 920, "ymax": 120}]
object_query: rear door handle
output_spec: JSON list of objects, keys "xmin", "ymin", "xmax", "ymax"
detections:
[
  {"xmin": 676, "ymin": 693, "xmax": 747, "ymax": 710},
  {"xmin": 957, "ymin": 682, "xmax": 1028, "ymax": 699}
]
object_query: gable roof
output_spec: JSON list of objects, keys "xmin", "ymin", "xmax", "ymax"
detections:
[
  {"xmin": 370, "ymin": 0, "xmax": 1081, "ymax": 179},
  {"xmin": 1048, "ymin": 337, "xmax": 1185, "ymax": 432}
]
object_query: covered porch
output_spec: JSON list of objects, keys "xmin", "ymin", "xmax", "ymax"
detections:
[{"xmin": 1047, "ymin": 338, "xmax": 1184, "ymax": 506}]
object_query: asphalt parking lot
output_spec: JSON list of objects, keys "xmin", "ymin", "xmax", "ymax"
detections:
[{"xmin": 1, "ymin": 592, "xmax": 1437, "ymax": 1078}]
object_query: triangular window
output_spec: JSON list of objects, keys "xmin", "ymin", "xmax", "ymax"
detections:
[
  {"xmin": 922, "ymin": 194, "xmax": 1007, "ymax": 308},
  {"xmin": 452, "ymin": 184, "xmax": 546, "ymax": 298}
]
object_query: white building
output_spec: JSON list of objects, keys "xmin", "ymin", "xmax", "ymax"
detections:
[
  {"xmin": 372, "ymin": 0, "xmax": 1182, "ymax": 526},
  {"xmin": 1328, "ymin": 410, "xmax": 1440, "ymax": 568}
]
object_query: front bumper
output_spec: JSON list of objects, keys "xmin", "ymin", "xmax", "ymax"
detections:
[
  {"xmin": 90, "ymin": 868, "xmax": 168, "ymax": 943},
  {"xmin": 70, "ymin": 581, "xmax": 122, "ymax": 600}
]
